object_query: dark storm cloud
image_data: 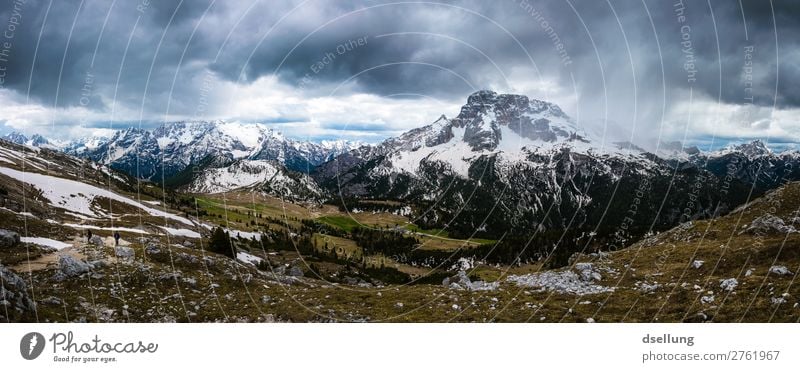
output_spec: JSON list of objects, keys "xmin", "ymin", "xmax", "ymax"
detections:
[{"xmin": 0, "ymin": 0, "xmax": 796, "ymax": 129}]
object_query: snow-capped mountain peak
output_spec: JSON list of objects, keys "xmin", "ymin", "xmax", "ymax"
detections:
[
  {"xmin": 2, "ymin": 131, "xmax": 63, "ymax": 150},
  {"xmin": 360, "ymin": 90, "xmax": 598, "ymax": 179},
  {"xmin": 55, "ymin": 120, "xmax": 367, "ymax": 182}
]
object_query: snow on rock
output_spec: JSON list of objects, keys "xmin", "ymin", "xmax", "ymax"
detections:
[
  {"xmin": 20, "ymin": 237, "xmax": 71, "ymax": 250},
  {"xmin": 0, "ymin": 166, "xmax": 193, "ymax": 225},
  {"xmin": 507, "ymin": 270, "xmax": 614, "ymax": 295},
  {"xmin": 691, "ymin": 260, "xmax": 704, "ymax": 269},
  {"xmin": 720, "ymin": 278, "xmax": 738, "ymax": 292}
]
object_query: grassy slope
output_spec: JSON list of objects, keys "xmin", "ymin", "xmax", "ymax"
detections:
[
  {"xmin": 3, "ymin": 137, "xmax": 798, "ymax": 322},
  {"xmin": 12, "ymin": 183, "xmax": 796, "ymax": 322}
]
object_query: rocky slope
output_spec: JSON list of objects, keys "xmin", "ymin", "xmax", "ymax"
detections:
[
  {"xmin": 2, "ymin": 178, "xmax": 798, "ymax": 322},
  {"xmin": 183, "ymin": 158, "xmax": 322, "ymax": 200}
]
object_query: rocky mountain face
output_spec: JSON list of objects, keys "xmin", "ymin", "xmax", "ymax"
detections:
[
  {"xmin": 313, "ymin": 91, "xmax": 800, "ymax": 245},
  {"xmin": 184, "ymin": 158, "xmax": 322, "ymax": 200},
  {"xmin": 2, "ymin": 132, "xmax": 63, "ymax": 150},
  {"xmin": 59, "ymin": 121, "xmax": 364, "ymax": 182}
]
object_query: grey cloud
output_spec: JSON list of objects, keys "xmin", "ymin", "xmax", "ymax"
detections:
[{"xmin": 0, "ymin": 0, "xmax": 796, "ymax": 136}]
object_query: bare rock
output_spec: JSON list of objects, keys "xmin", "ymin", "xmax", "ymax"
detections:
[
  {"xmin": 89, "ymin": 235, "xmax": 104, "ymax": 247},
  {"xmin": 114, "ymin": 246, "xmax": 135, "ymax": 260},
  {"xmin": 769, "ymin": 265, "xmax": 793, "ymax": 276},
  {"xmin": 575, "ymin": 263, "xmax": 602, "ymax": 282},
  {"xmin": 288, "ymin": 266, "xmax": 304, "ymax": 277},
  {"xmin": 0, "ymin": 264, "xmax": 36, "ymax": 318},
  {"xmin": 53, "ymin": 255, "xmax": 92, "ymax": 281},
  {"xmin": 145, "ymin": 243, "xmax": 161, "ymax": 255},
  {"xmin": 743, "ymin": 214, "xmax": 795, "ymax": 235},
  {"xmin": 0, "ymin": 229, "xmax": 20, "ymax": 249},
  {"xmin": 720, "ymin": 278, "xmax": 738, "ymax": 292}
]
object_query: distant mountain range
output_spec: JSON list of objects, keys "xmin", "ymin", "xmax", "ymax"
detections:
[
  {"xmin": 5, "ymin": 91, "xmax": 800, "ymax": 243},
  {"xmin": 3, "ymin": 121, "xmax": 365, "ymax": 182}
]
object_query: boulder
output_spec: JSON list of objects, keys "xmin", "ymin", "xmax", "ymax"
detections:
[
  {"xmin": 0, "ymin": 264, "xmax": 36, "ymax": 319},
  {"xmin": 769, "ymin": 265, "xmax": 793, "ymax": 276},
  {"xmin": 0, "ymin": 229, "xmax": 20, "ymax": 249},
  {"xmin": 53, "ymin": 255, "xmax": 92, "ymax": 281},
  {"xmin": 444, "ymin": 271, "xmax": 498, "ymax": 291},
  {"xmin": 691, "ymin": 260, "xmax": 704, "ymax": 269},
  {"xmin": 288, "ymin": 266, "xmax": 304, "ymax": 277},
  {"xmin": 145, "ymin": 243, "xmax": 161, "ymax": 255},
  {"xmin": 743, "ymin": 214, "xmax": 795, "ymax": 235},
  {"xmin": 89, "ymin": 235, "xmax": 104, "ymax": 247},
  {"xmin": 574, "ymin": 263, "xmax": 602, "ymax": 282},
  {"xmin": 685, "ymin": 312, "xmax": 709, "ymax": 323},
  {"xmin": 158, "ymin": 272, "xmax": 181, "ymax": 281},
  {"xmin": 771, "ymin": 297, "xmax": 787, "ymax": 305},
  {"xmin": 720, "ymin": 278, "xmax": 738, "ymax": 292},
  {"xmin": 115, "ymin": 246, "xmax": 135, "ymax": 260}
]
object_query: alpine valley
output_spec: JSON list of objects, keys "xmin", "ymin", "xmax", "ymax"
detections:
[{"xmin": 2, "ymin": 91, "xmax": 799, "ymax": 322}]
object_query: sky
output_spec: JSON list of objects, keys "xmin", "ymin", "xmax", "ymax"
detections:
[{"xmin": 0, "ymin": 0, "xmax": 797, "ymax": 150}]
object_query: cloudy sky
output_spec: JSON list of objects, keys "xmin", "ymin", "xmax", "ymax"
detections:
[{"xmin": 0, "ymin": 0, "xmax": 797, "ymax": 150}]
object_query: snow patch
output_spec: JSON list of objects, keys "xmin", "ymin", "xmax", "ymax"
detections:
[
  {"xmin": 21, "ymin": 237, "xmax": 71, "ymax": 250},
  {"xmin": 237, "ymin": 251, "xmax": 264, "ymax": 266},
  {"xmin": 0, "ymin": 166, "xmax": 193, "ymax": 225},
  {"xmin": 159, "ymin": 226, "xmax": 201, "ymax": 238}
]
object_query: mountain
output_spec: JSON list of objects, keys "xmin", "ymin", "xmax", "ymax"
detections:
[
  {"xmin": 313, "ymin": 91, "xmax": 800, "ymax": 251},
  {"xmin": 182, "ymin": 158, "xmax": 322, "ymax": 200},
  {"xmin": 66, "ymin": 121, "xmax": 365, "ymax": 182},
  {"xmin": 2, "ymin": 132, "xmax": 63, "ymax": 150},
  {"xmin": 2, "ymin": 113, "xmax": 800, "ymax": 323},
  {"xmin": 0, "ymin": 137, "xmax": 197, "ymax": 232},
  {"xmin": 3, "ymin": 127, "xmax": 798, "ymax": 322}
]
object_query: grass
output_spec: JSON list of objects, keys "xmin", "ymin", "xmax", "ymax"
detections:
[
  {"xmin": 10, "ymin": 145, "xmax": 798, "ymax": 322},
  {"xmin": 312, "ymin": 233, "xmax": 361, "ymax": 260},
  {"xmin": 316, "ymin": 215, "xmax": 363, "ymax": 232}
]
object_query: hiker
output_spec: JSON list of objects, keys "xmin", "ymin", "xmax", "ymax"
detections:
[
  {"xmin": 114, "ymin": 231, "xmax": 121, "ymax": 246},
  {"xmin": 87, "ymin": 229, "xmax": 93, "ymax": 243}
]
